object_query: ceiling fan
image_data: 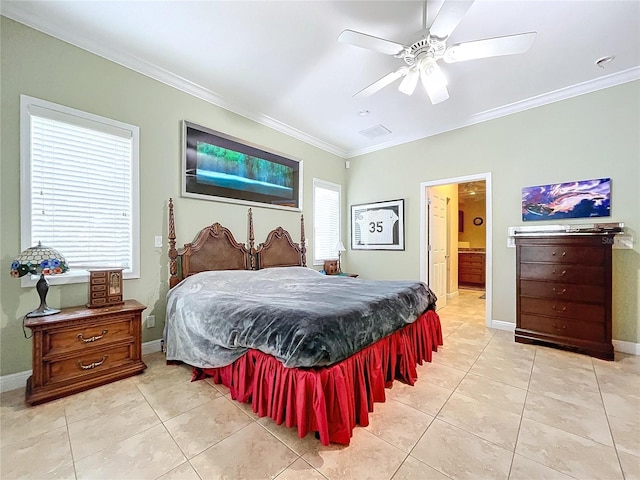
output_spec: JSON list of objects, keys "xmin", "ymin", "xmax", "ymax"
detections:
[{"xmin": 338, "ymin": 0, "xmax": 536, "ymax": 104}]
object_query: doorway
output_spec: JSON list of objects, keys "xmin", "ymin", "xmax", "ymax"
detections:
[{"xmin": 420, "ymin": 173, "xmax": 492, "ymax": 328}]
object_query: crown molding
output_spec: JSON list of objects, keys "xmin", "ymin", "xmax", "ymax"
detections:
[
  {"xmin": 0, "ymin": 7, "xmax": 348, "ymax": 158},
  {"xmin": 3, "ymin": 6, "xmax": 637, "ymax": 161},
  {"xmin": 346, "ymin": 67, "xmax": 640, "ymax": 158}
]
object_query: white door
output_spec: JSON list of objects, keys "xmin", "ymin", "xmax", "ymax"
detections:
[{"xmin": 427, "ymin": 188, "xmax": 448, "ymax": 309}]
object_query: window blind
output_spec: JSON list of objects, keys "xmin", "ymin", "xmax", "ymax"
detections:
[
  {"xmin": 29, "ymin": 109, "xmax": 134, "ymax": 271},
  {"xmin": 313, "ymin": 179, "xmax": 341, "ymax": 264}
]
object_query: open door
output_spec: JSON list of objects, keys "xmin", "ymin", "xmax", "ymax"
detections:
[{"xmin": 427, "ymin": 188, "xmax": 448, "ymax": 310}]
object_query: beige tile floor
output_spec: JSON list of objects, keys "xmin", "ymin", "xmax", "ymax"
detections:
[{"xmin": 1, "ymin": 289, "xmax": 639, "ymax": 479}]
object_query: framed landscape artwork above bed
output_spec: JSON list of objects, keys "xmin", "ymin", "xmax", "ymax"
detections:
[
  {"xmin": 182, "ymin": 120, "xmax": 302, "ymax": 211},
  {"xmin": 351, "ymin": 199, "xmax": 405, "ymax": 250}
]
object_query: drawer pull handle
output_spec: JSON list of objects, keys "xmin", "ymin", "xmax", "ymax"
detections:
[
  {"xmin": 77, "ymin": 356, "xmax": 108, "ymax": 370},
  {"xmin": 552, "ymin": 270, "xmax": 567, "ymax": 277},
  {"xmin": 552, "ymin": 306, "xmax": 567, "ymax": 312},
  {"xmin": 77, "ymin": 330, "xmax": 108, "ymax": 343},
  {"xmin": 552, "ymin": 324, "xmax": 567, "ymax": 330},
  {"xmin": 552, "ymin": 288, "xmax": 567, "ymax": 296},
  {"xmin": 552, "ymin": 251, "xmax": 566, "ymax": 256}
]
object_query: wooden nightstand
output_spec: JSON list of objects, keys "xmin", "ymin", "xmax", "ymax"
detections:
[{"xmin": 24, "ymin": 299, "xmax": 147, "ymax": 405}]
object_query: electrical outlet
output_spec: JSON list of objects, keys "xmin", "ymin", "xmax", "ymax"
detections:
[
  {"xmin": 154, "ymin": 236, "xmax": 163, "ymax": 248},
  {"xmin": 146, "ymin": 315, "xmax": 155, "ymax": 328}
]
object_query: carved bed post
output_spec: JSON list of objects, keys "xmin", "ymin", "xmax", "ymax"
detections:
[
  {"xmin": 300, "ymin": 214, "xmax": 307, "ymax": 267},
  {"xmin": 168, "ymin": 198, "xmax": 179, "ymax": 288},
  {"xmin": 248, "ymin": 208, "xmax": 256, "ymax": 270}
]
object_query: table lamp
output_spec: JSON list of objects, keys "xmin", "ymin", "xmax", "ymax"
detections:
[
  {"xmin": 335, "ymin": 239, "xmax": 346, "ymax": 273},
  {"xmin": 10, "ymin": 242, "xmax": 69, "ymax": 317}
]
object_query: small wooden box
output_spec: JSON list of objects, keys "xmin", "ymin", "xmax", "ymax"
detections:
[
  {"xmin": 87, "ymin": 269, "xmax": 124, "ymax": 308},
  {"xmin": 323, "ymin": 260, "xmax": 339, "ymax": 275}
]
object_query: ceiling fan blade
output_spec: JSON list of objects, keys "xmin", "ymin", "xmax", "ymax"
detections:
[
  {"xmin": 398, "ymin": 68, "xmax": 420, "ymax": 95},
  {"xmin": 338, "ymin": 29, "xmax": 405, "ymax": 56},
  {"xmin": 444, "ymin": 32, "xmax": 537, "ymax": 63},
  {"xmin": 429, "ymin": 0, "xmax": 475, "ymax": 39},
  {"xmin": 354, "ymin": 68, "xmax": 407, "ymax": 97},
  {"xmin": 419, "ymin": 62, "xmax": 450, "ymax": 104}
]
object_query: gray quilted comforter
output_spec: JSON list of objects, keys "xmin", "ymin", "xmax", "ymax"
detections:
[{"xmin": 164, "ymin": 267, "xmax": 436, "ymax": 368}]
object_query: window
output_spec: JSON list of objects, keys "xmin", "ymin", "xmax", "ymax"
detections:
[
  {"xmin": 20, "ymin": 95, "xmax": 140, "ymax": 286},
  {"xmin": 312, "ymin": 178, "xmax": 341, "ymax": 265}
]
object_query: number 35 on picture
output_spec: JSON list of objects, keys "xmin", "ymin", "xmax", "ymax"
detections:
[{"xmin": 351, "ymin": 199, "xmax": 404, "ymax": 251}]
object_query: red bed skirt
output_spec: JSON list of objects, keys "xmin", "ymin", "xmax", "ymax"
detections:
[{"xmin": 192, "ymin": 309, "xmax": 442, "ymax": 445}]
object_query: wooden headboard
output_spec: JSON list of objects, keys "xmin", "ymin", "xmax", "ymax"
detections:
[
  {"xmin": 168, "ymin": 198, "xmax": 306, "ymax": 288},
  {"xmin": 255, "ymin": 226, "xmax": 306, "ymax": 269}
]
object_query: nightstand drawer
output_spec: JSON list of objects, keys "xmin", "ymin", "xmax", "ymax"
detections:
[
  {"xmin": 45, "ymin": 317, "xmax": 134, "ymax": 356},
  {"xmin": 46, "ymin": 344, "xmax": 135, "ymax": 385}
]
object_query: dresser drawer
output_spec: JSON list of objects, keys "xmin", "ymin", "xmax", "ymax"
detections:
[
  {"xmin": 46, "ymin": 344, "xmax": 135, "ymax": 385},
  {"xmin": 520, "ymin": 297, "xmax": 604, "ymax": 322},
  {"xmin": 520, "ymin": 280, "xmax": 605, "ymax": 303},
  {"xmin": 520, "ymin": 246, "xmax": 604, "ymax": 265},
  {"xmin": 460, "ymin": 273, "xmax": 484, "ymax": 284},
  {"xmin": 459, "ymin": 253, "xmax": 484, "ymax": 266},
  {"xmin": 45, "ymin": 317, "xmax": 134, "ymax": 356},
  {"xmin": 519, "ymin": 314, "xmax": 605, "ymax": 343},
  {"xmin": 520, "ymin": 263, "xmax": 604, "ymax": 285}
]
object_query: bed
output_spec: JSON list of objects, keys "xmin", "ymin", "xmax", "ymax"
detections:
[{"xmin": 164, "ymin": 198, "xmax": 442, "ymax": 445}]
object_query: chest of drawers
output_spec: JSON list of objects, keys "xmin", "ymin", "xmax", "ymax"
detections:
[
  {"xmin": 24, "ymin": 300, "xmax": 147, "ymax": 404},
  {"xmin": 515, "ymin": 235, "xmax": 614, "ymax": 360}
]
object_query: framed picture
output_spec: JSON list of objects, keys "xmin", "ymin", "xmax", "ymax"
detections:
[
  {"xmin": 521, "ymin": 177, "xmax": 611, "ymax": 221},
  {"xmin": 351, "ymin": 199, "xmax": 404, "ymax": 250},
  {"xmin": 182, "ymin": 121, "xmax": 302, "ymax": 211}
]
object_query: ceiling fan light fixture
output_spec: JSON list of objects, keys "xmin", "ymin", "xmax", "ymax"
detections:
[
  {"xmin": 398, "ymin": 68, "xmax": 419, "ymax": 95},
  {"xmin": 340, "ymin": 0, "xmax": 536, "ymax": 103},
  {"xmin": 419, "ymin": 59, "xmax": 449, "ymax": 104}
]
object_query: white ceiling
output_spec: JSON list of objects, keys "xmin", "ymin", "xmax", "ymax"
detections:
[{"xmin": 3, "ymin": 1, "xmax": 639, "ymax": 158}]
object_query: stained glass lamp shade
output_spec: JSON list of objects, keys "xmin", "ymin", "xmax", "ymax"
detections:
[{"xmin": 10, "ymin": 242, "xmax": 69, "ymax": 317}]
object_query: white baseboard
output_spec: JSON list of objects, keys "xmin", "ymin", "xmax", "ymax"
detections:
[
  {"xmin": 446, "ymin": 291, "xmax": 459, "ymax": 300},
  {"xmin": 0, "ymin": 370, "xmax": 32, "ymax": 394},
  {"xmin": 142, "ymin": 339, "xmax": 163, "ymax": 356},
  {"xmin": 1, "ymin": 339, "xmax": 165, "ymax": 394},
  {"xmin": 612, "ymin": 339, "xmax": 640, "ymax": 355},
  {"xmin": 490, "ymin": 320, "xmax": 516, "ymax": 332}
]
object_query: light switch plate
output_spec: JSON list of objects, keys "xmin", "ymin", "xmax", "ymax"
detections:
[{"xmin": 154, "ymin": 236, "xmax": 162, "ymax": 248}]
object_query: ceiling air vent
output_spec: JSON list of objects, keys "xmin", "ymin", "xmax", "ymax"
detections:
[{"xmin": 359, "ymin": 124, "xmax": 392, "ymax": 139}]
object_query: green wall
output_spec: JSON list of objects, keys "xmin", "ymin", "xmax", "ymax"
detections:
[
  {"xmin": 2, "ymin": 16, "xmax": 639, "ymax": 377},
  {"xmin": 0, "ymin": 17, "xmax": 346, "ymax": 376},
  {"xmin": 347, "ymin": 81, "xmax": 640, "ymax": 345}
]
